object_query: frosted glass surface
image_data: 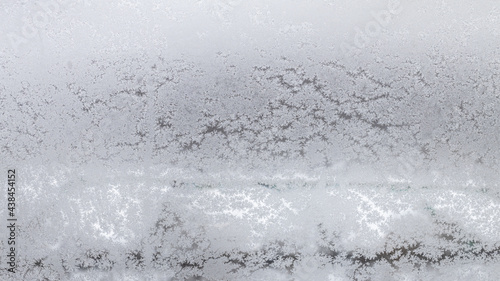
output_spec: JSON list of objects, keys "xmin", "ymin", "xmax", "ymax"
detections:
[{"xmin": 1, "ymin": 0, "xmax": 500, "ymax": 280}]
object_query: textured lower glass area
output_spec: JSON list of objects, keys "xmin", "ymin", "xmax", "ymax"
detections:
[
  {"xmin": 9, "ymin": 165, "xmax": 500, "ymax": 280},
  {"xmin": 1, "ymin": 0, "xmax": 500, "ymax": 280}
]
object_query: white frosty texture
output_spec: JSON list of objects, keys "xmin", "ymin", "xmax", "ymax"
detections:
[
  {"xmin": 1, "ymin": 0, "xmax": 500, "ymax": 280},
  {"xmin": 1, "ymin": 165, "xmax": 500, "ymax": 280},
  {"xmin": 1, "ymin": 0, "xmax": 500, "ymax": 185}
]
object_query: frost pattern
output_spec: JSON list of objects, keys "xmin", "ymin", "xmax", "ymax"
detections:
[
  {"xmin": 1, "ymin": 0, "xmax": 500, "ymax": 280},
  {"xmin": 4, "ymin": 167, "xmax": 500, "ymax": 280},
  {"xmin": 2, "ymin": 50, "xmax": 500, "ymax": 184}
]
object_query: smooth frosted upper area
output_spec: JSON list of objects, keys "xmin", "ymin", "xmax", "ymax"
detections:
[{"xmin": 2, "ymin": 0, "xmax": 499, "ymax": 187}]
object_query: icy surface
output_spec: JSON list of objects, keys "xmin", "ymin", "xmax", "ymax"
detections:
[{"xmin": 1, "ymin": 0, "xmax": 500, "ymax": 280}]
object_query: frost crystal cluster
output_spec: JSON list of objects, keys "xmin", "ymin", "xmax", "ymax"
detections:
[{"xmin": 1, "ymin": 0, "xmax": 500, "ymax": 280}]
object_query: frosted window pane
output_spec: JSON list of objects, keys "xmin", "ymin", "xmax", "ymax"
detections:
[{"xmin": 1, "ymin": 0, "xmax": 500, "ymax": 280}]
